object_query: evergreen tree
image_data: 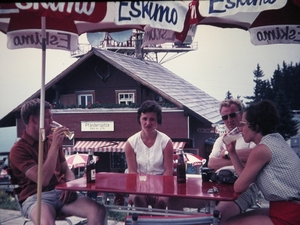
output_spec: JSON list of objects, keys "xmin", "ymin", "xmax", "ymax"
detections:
[
  {"xmin": 274, "ymin": 91, "xmax": 298, "ymax": 140},
  {"xmin": 285, "ymin": 62, "xmax": 300, "ymax": 110},
  {"xmin": 244, "ymin": 62, "xmax": 299, "ymax": 140},
  {"xmin": 271, "ymin": 62, "xmax": 300, "ymax": 110},
  {"xmin": 224, "ymin": 93, "xmax": 245, "ymax": 108},
  {"xmin": 270, "ymin": 65, "xmax": 283, "ymax": 96},
  {"xmin": 245, "ymin": 64, "xmax": 272, "ymax": 102},
  {"xmin": 291, "ymin": 62, "xmax": 300, "ymax": 110},
  {"xmin": 225, "ymin": 91, "xmax": 232, "ymax": 100}
]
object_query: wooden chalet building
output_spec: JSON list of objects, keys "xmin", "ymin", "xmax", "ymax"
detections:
[{"xmin": 0, "ymin": 48, "xmax": 221, "ymax": 172}]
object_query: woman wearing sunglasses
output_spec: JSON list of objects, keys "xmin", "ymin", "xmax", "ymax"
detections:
[{"xmin": 224, "ymin": 100, "xmax": 300, "ymax": 225}]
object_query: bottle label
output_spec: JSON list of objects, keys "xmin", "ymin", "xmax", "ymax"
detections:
[
  {"xmin": 177, "ymin": 167, "xmax": 186, "ymax": 183},
  {"xmin": 177, "ymin": 154, "xmax": 186, "ymax": 183},
  {"xmin": 91, "ymin": 169, "xmax": 96, "ymax": 180},
  {"xmin": 88, "ymin": 159, "xmax": 95, "ymax": 164}
]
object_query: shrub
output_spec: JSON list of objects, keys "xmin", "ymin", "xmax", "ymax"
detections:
[{"xmin": 0, "ymin": 190, "xmax": 19, "ymax": 210}]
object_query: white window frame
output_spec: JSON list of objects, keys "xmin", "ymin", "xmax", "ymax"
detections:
[
  {"xmin": 115, "ymin": 90, "xmax": 136, "ymax": 105},
  {"xmin": 76, "ymin": 90, "xmax": 95, "ymax": 107}
]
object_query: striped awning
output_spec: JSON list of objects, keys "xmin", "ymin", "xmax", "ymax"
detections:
[
  {"xmin": 172, "ymin": 142, "xmax": 186, "ymax": 151},
  {"xmin": 67, "ymin": 141, "xmax": 186, "ymax": 153}
]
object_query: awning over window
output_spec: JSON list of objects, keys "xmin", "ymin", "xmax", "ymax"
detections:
[
  {"xmin": 172, "ymin": 142, "xmax": 186, "ymax": 151},
  {"xmin": 67, "ymin": 141, "xmax": 186, "ymax": 152}
]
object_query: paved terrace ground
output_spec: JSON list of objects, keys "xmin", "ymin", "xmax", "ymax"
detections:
[
  {"xmin": 0, "ymin": 197, "xmax": 269, "ymax": 225},
  {"xmin": 0, "ymin": 209, "xmax": 125, "ymax": 225}
]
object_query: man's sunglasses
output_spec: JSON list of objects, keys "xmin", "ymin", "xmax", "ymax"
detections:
[{"xmin": 221, "ymin": 111, "xmax": 241, "ymax": 121}]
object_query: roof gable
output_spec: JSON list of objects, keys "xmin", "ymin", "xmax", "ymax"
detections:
[
  {"xmin": 92, "ymin": 48, "xmax": 221, "ymax": 124},
  {"xmin": 0, "ymin": 48, "xmax": 221, "ymax": 127}
]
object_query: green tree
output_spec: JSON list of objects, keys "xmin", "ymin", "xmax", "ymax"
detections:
[
  {"xmin": 290, "ymin": 62, "xmax": 300, "ymax": 110},
  {"xmin": 244, "ymin": 63, "xmax": 299, "ymax": 140},
  {"xmin": 225, "ymin": 91, "xmax": 232, "ymax": 100},
  {"xmin": 274, "ymin": 91, "xmax": 298, "ymax": 140},
  {"xmin": 223, "ymin": 93, "xmax": 245, "ymax": 109},
  {"xmin": 271, "ymin": 62, "xmax": 300, "ymax": 110},
  {"xmin": 245, "ymin": 64, "xmax": 273, "ymax": 102}
]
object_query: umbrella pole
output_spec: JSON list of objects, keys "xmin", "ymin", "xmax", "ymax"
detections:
[{"xmin": 36, "ymin": 16, "xmax": 47, "ymax": 225}]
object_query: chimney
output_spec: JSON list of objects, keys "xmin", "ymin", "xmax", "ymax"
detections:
[{"xmin": 135, "ymin": 32, "xmax": 143, "ymax": 59}]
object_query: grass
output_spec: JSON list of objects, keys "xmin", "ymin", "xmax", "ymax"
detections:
[{"xmin": 108, "ymin": 211, "xmax": 127, "ymax": 222}]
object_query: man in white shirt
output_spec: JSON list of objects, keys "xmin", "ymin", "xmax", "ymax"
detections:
[
  {"xmin": 169, "ymin": 99, "xmax": 258, "ymax": 216},
  {"xmin": 208, "ymin": 98, "xmax": 258, "ymax": 222}
]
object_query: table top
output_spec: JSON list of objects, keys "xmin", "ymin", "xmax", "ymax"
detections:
[{"xmin": 56, "ymin": 172, "xmax": 238, "ymax": 201}]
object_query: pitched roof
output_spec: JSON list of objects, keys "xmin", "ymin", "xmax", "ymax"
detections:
[
  {"xmin": 0, "ymin": 48, "xmax": 221, "ymax": 127},
  {"xmin": 92, "ymin": 48, "xmax": 221, "ymax": 124}
]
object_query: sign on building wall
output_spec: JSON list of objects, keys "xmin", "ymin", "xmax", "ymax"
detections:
[{"xmin": 81, "ymin": 121, "xmax": 114, "ymax": 131}]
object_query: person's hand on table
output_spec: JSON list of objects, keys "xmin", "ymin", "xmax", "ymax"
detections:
[{"xmin": 59, "ymin": 190, "xmax": 77, "ymax": 204}]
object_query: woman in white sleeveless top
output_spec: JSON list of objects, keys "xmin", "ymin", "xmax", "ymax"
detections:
[{"xmin": 125, "ymin": 100, "xmax": 174, "ymax": 209}]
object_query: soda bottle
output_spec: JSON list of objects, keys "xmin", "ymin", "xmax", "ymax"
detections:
[
  {"xmin": 86, "ymin": 149, "xmax": 96, "ymax": 183},
  {"xmin": 177, "ymin": 147, "xmax": 186, "ymax": 183}
]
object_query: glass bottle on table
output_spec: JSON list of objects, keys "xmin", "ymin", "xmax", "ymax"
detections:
[
  {"xmin": 177, "ymin": 147, "xmax": 186, "ymax": 183},
  {"xmin": 86, "ymin": 148, "xmax": 96, "ymax": 183}
]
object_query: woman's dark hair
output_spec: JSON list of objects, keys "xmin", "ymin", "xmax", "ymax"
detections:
[
  {"xmin": 244, "ymin": 100, "xmax": 279, "ymax": 136},
  {"xmin": 137, "ymin": 100, "xmax": 162, "ymax": 125}
]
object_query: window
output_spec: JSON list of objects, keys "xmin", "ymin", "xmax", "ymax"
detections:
[
  {"xmin": 75, "ymin": 90, "xmax": 95, "ymax": 107},
  {"xmin": 118, "ymin": 93, "xmax": 134, "ymax": 105},
  {"xmin": 115, "ymin": 90, "xmax": 136, "ymax": 105},
  {"xmin": 155, "ymin": 95, "xmax": 164, "ymax": 102},
  {"xmin": 78, "ymin": 94, "xmax": 93, "ymax": 106}
]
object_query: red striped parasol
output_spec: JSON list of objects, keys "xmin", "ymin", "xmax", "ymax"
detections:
[{"xmin": 66, "ymin": 153, "xmax": 98, "ymax": 169}]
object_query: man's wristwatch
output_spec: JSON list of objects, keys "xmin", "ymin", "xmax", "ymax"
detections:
[{"xmin": 224, "ymin": 150, "xmax": 229, "ymax": 159}]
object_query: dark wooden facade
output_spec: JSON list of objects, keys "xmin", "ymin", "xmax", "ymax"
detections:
[
  {"xmin": 16, "ymin": 110, "xmax": 189, "ymax": 141},
  {"xmin": 5, "ymin": 49, "xmax": 221, "ymax": 171}
]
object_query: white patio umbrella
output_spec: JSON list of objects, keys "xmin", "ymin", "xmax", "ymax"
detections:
[{"xmin": 0, "ymin": 3, "xmax": 192, "ymax": 224}]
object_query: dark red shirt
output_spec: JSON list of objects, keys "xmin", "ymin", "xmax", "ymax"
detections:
[{"xmin": 9, "ymin": 131, "xmax": 66, "ymax": 203}]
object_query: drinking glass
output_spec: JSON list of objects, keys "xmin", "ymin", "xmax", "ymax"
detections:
[
  {"xmin": 139, "ymin": 172, "xmax": 147, "ymax": 182},
  {"xmin": 50, "ymin": 121, "xmax": 75, "ymax": 140},
  {"xmin": 222, "ymin": 127, "xmax": 242, "ymax": 144},
  {"xmin": 138, "ymin": 164, "xmax": 147, "ymax": 182}
]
